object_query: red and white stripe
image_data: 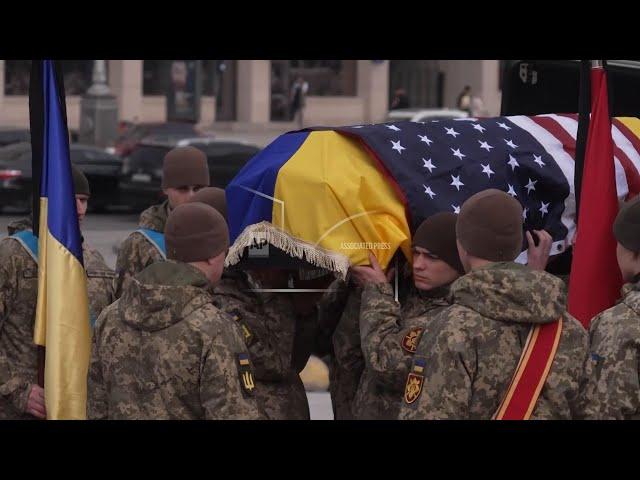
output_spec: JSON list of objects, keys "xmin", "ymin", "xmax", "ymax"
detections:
[{"xmin": 508, "ymin": 113, "xmax": 640, "ymax": 264}]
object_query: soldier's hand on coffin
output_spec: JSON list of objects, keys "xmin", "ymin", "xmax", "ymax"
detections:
[
  {"xmin": 526, "ymin": 229, "xmax": 553, "ymax": 271},
  {"xmin": 25, "ymin": 384, "xmax": 47, "ymax": 419},
  {"xmin": 350, "ymin": 252, "xmax": 391, "ymax": 286}
]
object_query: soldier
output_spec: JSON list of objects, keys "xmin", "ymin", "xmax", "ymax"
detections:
[
  {"xmin": 189, "ymin": 186, "xmax": 227, "ymax": 220},
  {"xmin": 113, "ymin": 146, "xmax": 209, "ymax": 298},
  {"xmin": 323, "ymin": 278, "xmax": 363, "ymax": 420},
  {"xmin": 321, "ymin": 257, "xmax": 414, "ymax": 420},
  {"xmin": 87, "ymin": 202, "xmax": 261, "ymax": 420},
  {"xmin": 398, "ymin": 189, "xmax": 588, "ymax": 420},
  {"xmin": 0, "ymin": 166, "xmax": 115, "ymax": 419},
  {"xmin": 349, "ymin": 212, "xmax": 464, "ymax": 420},
  {"xmin": 213, "ymin": 266, "xmax": 310, "ymax": 420},
  {"xmin": 189, "ymin": 188, "xmax": 311, "ymax": 419},
  {"xmin": 579, "ymin": 196, "xmax": 640, "ymax": 419}
]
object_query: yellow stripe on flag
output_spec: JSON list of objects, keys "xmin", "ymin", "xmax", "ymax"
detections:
[
  {"xmin": 34, "ymin": 198, "xmax": 48, "ymax": 346},
  {"xmin": 34, "ymin": 198, "xmax": 91, "ymax": 420},
  {"xmin": 272, "ymin": 131, "xmax": 412, "ymax": 270},
  {"xmin": 618, "ymin": 117, "xmax": 640, "ymax": 140}
]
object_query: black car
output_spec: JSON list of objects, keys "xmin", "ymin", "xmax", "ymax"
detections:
[
  {"xmin": 118, "ymin": 137, "xmax": 261, "ymax": 211},
  {"xmin": 0, "ymin": 142, "xmax": 123, "ymax": 212},
  {"xmin": 0, "ymin": 128, "xmax": 30, "ymax": 148}
]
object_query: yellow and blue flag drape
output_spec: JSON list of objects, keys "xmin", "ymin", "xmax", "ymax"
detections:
[
  {"xmin": 225, "ymin": 114, "xmax": 640, "ymax": 279},
  {"xmin": 31, "ymin": 60, "xmax": 90, "ymax": 420},
  {"xmin": 225, "ymin": 129, "xmax": 412, "ymax": 277}
]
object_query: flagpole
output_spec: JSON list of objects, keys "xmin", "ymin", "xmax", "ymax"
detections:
[
  {"xmin": 574, "ymin": 60, "xmax": 593, "ymax": 224},
  {"xmin": 37, "ymin": 348, "xmax": 45, "ymax": 388}
]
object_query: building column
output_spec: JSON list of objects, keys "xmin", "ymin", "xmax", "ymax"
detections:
[
  {"xmin": 108, "ymin": 60, "xmax": 143, "ymax": 122},
  {"xmin": 440, "ymin": 60, "xmax": 501, "ymax": 116},
  {"xmin": 479, "ymin": 60, "xmax": 501, "ymax": 116},
  {"xmin": 357, "ymin": 60, "xmax": 389, "ymax": 123},
  {"xmin": 236, "ymin": 60, "xmax": 270, "ymax": 123}
]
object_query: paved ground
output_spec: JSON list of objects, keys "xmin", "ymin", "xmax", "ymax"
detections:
[{"xmin": 0, "ymin": 212, "xmax": 334, "ymax": 420}]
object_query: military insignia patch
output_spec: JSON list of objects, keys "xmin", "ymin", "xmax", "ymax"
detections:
[
  {"xmin": 404, "ymin": 358, "xmax": 426, "ymax": 404},
  {"xmin": 237, "ymin": 353, "xmax": 255, "ymax": 396},
  {"xmin": 232, "ymin": 313, "xmax": 255, "ymax": 346},
  {"xmin": 401, "ymin": 327, "xmax": 424, "ymax": 353},
  {"xmin": 240, "ymin": 323, "xmax": 254, "ymax": 346}
]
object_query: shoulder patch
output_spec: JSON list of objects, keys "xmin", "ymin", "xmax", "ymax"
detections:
[
  {"xmin": 404, "ymin": 357, "xmax": 426, "ymax": 404},
  {"xmin": 231, "ymin": 313, "xmax": 255, "ymax": 347},
  {"xmin": 237, "ymin": 353, "xmax": 255, "ymax": 397},
  {"xmin": 401, "ymin": 327, "xmax": 424, "ymax": 353}
]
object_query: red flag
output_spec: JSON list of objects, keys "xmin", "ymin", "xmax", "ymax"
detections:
[{"xmin": 568, "ymin": 65, "xmax": 623, "ymax": 328}]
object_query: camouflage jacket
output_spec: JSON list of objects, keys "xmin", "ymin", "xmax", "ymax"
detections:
[
  {"xmin": 398, "ymin": 262, "xmax": 588, "ymax": 420},
  {"xmin": 578, "ymin": 281, "xmax": 640, "ymax": 420},
  {"xmin": 316, "ymin": 277, "xmax": 349, "ymax": 358},
  {"xmin": 114, "ymin": 200, "xmax": 169, "ymax": 298},
  {"xmin": 87, "ymin": 261, "xmax": 261, "ymax": 420},
  {"xmin": 0, "ymin": 220, "xmax": 115, "ymax": 419},
  {"xmin": 328, "ymin": 282, "xmax": 364, "ymax": 420},
  {"xmin": 353, "ymin": 282, "xmax": 450, "ymax": 420},
  {"xmin": 212, "ymin": 269, "xmax": 309, "ymax": 420}
]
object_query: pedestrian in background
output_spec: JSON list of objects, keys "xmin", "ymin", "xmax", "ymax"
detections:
[{"xmin": 290, "ymin": 76, "xmax": 309, "ymax": 128}]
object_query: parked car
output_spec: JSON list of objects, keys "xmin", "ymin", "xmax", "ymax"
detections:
[
  {"xmin": 112, "ymin": 122, "xmax": 203, "ymax": 157},
  {"xmin": 385, "ymin": 108, "xmax": 469, "ymax": 123},
  {"xmin": 0, "ymin": 128, "xmax": 30, "ymax": 148},
  {"xmin": 118, "ymin": 137, "xmax": 260, "ymax": 211},
  {"xmin": 0, "ymin": 142, "xmax": 123, "ymax": 213}
]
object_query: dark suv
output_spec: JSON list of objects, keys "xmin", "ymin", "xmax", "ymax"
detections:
[{"xmin": 118, "ymin": 137, "xmax": 260, "ymax": 211}]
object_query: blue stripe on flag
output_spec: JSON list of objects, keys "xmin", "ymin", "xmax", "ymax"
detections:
[
  {"xmin": 42, "ymin": 60, "xmax": 83, "ymax": 263},
  {"xmin": 226, "ymin": 131, "xmax": 309, "ymax": 242}
]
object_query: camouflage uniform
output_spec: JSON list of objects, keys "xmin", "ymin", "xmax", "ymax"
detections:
[
  {"xmin": 212, "ymin": 269, "xmax": 309, "ymax": 420},
  {"xmin": 0, "ymin": 219, "xmax": 115, "ymax": 419},
  {"xmin": 352, "ymin": 282, "xmax": 450, "ymax": 420},
  {"xmin": 578, "ymin": 280, "xmax": 640, "ymax": 419},
  {"xmin": 398, "ymin": 262, "xmax": 588, "ymax": 420},
  {"xmin": 114, "ymin": 200, "xmax": 169, "ymax": 298},
  {"xmin": 328, "ymin": 283, "xmax": 364, "ymax": 420},
  {"xmin": 316, "ymin": 277, "xmax": 349, "ymax": 358},
  {"xmin": 87, "ymin": 261, "xmax": 261, "ymax": 420}
]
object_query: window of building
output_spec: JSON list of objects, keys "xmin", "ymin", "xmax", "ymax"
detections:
[
  {"xmin": 4, "ymin": 60, "xmax": 94, "ymax": 96},
  {"xmin": 287, "ymin": 60, "xmax": 356, "ymax": 96},
  {"xmin": 270, "ymin": 60, "xmax": 357, "ymax": 121},
  {"xmin": 144, "ymin": 60, "xmax": 217, "ymax": 96},
  {"xmin": 201, "ymin": 60, "xmax": 216, "ymax": 96},
  {"xmin": 143, "ymin": 60, "xmax": 171, "ymax": 96}
]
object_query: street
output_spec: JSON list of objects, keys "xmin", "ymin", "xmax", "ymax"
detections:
[{"xmin": 0, "ymin": 212, "xmax": 334, "ymax": 420}]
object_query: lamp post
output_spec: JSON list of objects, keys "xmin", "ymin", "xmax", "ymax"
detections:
[{"xmin": 79, "ymin": 60, "xmax": 118, "ymax": 148}]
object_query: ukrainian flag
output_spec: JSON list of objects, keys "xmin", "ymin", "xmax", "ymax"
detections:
[
  {"xmin": 226, "ymin": 130, "xmax": 412, "ymax": 277},
  {"xmin": 31, "ymin": 60, "xmax": 90, "ymax": 420}
]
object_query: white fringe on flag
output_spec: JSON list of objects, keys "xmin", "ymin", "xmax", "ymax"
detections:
[{"xmin": 225, "ymin": 221, "xmax": 351, "ymax": 279}]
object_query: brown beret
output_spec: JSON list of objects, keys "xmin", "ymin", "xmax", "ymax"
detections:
[
  {"xmin": 188, "ymin": 187, "xmax": 227, "ymax": 221},
  {"xmin": 71, "ymin": 164, "xmax": 90, "ymax": 196},
  {"xmin": 161, "ymin": 146, "xmax": 210, "ymax": 189},
  {"xmin": 413, "ymin": 212, "xmax": 464, "ymax": 274},
  {"xmin": 456, "ymin": 189, "xmax": 523, "ymax": 262},
  {"xmin": 164, "ymin": 202, "xmax": 229, "ymax": 263},
  {"xmin": 614, "ymin": 195, "xmax": 640, "ymax": 253}
]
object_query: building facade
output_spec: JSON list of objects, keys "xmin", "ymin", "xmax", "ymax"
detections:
[{"xmin": 0, "ymin": 60, "xmax": 501, "ymax": 130}]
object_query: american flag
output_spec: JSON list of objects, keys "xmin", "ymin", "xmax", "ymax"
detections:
[{"xmin": 335, "ymin": 114, "xmax": 640, "ymax": 261}]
